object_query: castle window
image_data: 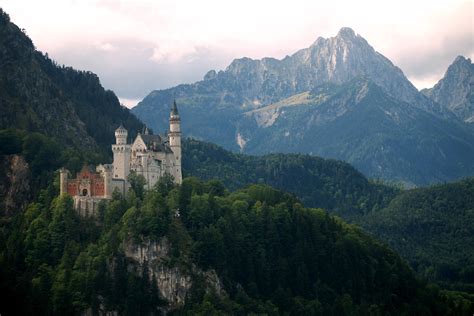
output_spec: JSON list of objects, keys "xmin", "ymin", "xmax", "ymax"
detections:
[{"xmin": 82, "ymin": 189, "xmax": 88, "ymax": 196}]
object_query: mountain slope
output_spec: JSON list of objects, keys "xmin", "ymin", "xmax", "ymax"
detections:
[
  {"xmin": 239, "ymin": 79, "xmax": 474, "ymax": 186},
  {"xmin": 0, "ymin": 9, "xmax": 144, "ymax": 154},
  {"xmin": 360, "ymin": 178, "xmax": 474, "ymax": 292},
  {"xmin": 133, "ymin": 28, "xmax": 473, "ymax": 186},
  {"xmin": 422, "ymin": 56, "xmax": 474, "ymax": 123},
  {"xmin": 182, "ymin": 138, "xmax": 397, "ymax": 219},
  {"xmin": 184, "ymin": 138, "xmax": 474, "ymax": 294}
]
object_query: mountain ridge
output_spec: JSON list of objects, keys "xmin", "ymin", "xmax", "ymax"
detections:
[{"xmin": 132, "ymin": 28, "xmax": 474, "ymax": 186}]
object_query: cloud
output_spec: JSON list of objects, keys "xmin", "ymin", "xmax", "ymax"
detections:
[
  {"xmin": 51, "ymin": 37, "xmax": 232, "ymax": 100},
  {"xmin": 2, "ymin": 0, "xmax": 472, "ymax": 96},
  {"xmin": 95, "ymin": 41, "xmax": 116, "ymax": 52},
  {"xmin": 380, "ymin": 1, "xmax": 474, "ymax": 88},
  {"xmin": 119, "ymin": 97, "xmax": 141, "ymax": 109}
]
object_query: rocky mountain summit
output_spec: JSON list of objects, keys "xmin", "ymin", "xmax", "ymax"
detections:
[
  {"xmin": 133, "ymin": 28, "xmax": 474, "ymax": 186},
  {"xmin": 422, "ymin": 56, "xmax": 474, "ymax": 123}
]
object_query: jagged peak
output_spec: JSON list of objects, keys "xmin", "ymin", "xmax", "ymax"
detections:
[
  {"xmin": 225, "ymin": 56, "xmax": 259, "ymax": 73},
  {"xmin": 337, "ymin": 27, "xmax": 357, "ymax": 39},
  {"xmin": 453, "ymin": 55, "xmax": 471, "ymax": 64},
  {"xmin": 310, "ymin": 36, "xmax": 325, "ymax": 47},
  {"xmin": 203, "ymin": 69, "xmax": 217, "ymax": 80},
  {"xmin": 444, "ymin": 55, "xmax": 474, "ymax": 78}
]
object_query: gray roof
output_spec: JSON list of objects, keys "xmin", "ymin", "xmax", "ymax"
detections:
[{"xmin": 140, "ymin": 134, "xmax": 173, "ymax": 153}]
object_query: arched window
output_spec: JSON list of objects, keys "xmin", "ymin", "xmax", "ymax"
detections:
[{"xmin": 82, "ymin": 188, "xmax": 88, "ymax": 196}]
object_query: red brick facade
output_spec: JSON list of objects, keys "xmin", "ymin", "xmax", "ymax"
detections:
[{"xmin": 66, "ymin": 166, "xmax": 105, "ymax": 197}]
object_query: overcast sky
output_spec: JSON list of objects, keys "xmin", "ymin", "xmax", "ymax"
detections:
[{"xmin": 2, "ymin": 0, "xmax": 473, "ymax": 108}]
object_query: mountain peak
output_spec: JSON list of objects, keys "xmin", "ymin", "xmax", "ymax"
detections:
[
  {"xmin": 337, "ymin": 27, "xmax": 357, "ymax": 39},
  {"xmin": 453, "ymin": 55, "xmax": 471, "ymax": 65},
  {"xmin": 422, "ymin": 55, "xmax": 473, "ymax": 122}
]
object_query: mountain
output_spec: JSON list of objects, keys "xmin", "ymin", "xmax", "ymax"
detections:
[
  {"xmin": 422, "ymin": 56, "xmax": 474, "ymax": 123},
  {"xmin": 0, "ymin": 9, "xmax": 145, "ymax": 155},
  {"xmin": 133, "ymin": 28, "xmax": 474, "ymax": 186},
  {"xmin": 360, "ymin": 178, "xmax": 474, "ymax": 293}
]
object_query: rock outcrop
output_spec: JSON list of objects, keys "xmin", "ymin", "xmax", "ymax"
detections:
[
  {"xmin": 123, "ymin": 237, "xmax": 224, "ymax": 310},
  {"xmin": 0, "ymin": 154, "xmax": 30, "ymax": 218}
]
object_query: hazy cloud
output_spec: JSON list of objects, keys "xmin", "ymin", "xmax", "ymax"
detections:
[{"xmin": 52, "ymin": 38, "xmax": 231, "ymax": 102}]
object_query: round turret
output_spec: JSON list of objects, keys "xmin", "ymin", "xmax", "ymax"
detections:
[{"xmin": 115, "ymin": 124, "xmax": 128, "ymax": 145}]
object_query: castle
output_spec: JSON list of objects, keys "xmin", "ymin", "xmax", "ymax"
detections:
[{"xmin": 59, "ymin": 101, "xmax": 182, "ymax": 216}]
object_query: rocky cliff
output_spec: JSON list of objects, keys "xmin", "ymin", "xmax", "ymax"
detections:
[
  {"xmin": 422, "ymin": 56, "xmax": 474, "ymax": 123},
  {"xmin": 0, "ymin": 154, "xmax": 30, "ymax": 219},
  {"xmin": 123, "ymin": 237, "xmax": 224, "ymax": 311}
]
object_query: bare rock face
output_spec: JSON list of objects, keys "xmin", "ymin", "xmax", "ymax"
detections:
[
  {"xmin": 0, "ymin": 154, "xmax": 30, "ymax": 218},
  {"xmin": 422, "ymin": 56, "xmax": 474, "ymax": 123},
  {"xmin": 123, "ymin": 237, "xmax": 224, "ymax": 310}
]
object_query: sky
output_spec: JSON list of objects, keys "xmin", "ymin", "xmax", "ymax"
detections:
[{"xmin": 2, "ymin": 0, "xmax": 473, "ymax": 108}]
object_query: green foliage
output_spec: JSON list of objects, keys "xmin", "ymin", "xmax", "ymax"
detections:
[
  {"xmin": 0, "ymin": 176, "xmax": 473, "ymax": 314},
  {"xmin": 182, "ymin": 138, "xmax": 397, "ymax": 219},
  {"xmin": 360, "ymin": 178, "xmax": 474, "ymax": 293},
  {"xmin": 0, "ymin": 128, "xmax": 25, "ymax": 155},
  {"xmin": 127, "ymin": 171, "xmax": 147, "ymax": 200}
]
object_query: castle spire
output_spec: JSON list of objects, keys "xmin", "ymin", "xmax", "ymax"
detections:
[{"xmin": 171, "ymin": 99, "xmax": 179, "ymax": 117}]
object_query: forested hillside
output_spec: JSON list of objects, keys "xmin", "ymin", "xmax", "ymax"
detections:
[
  {"xmin": 0, "ymin": 9, "xmax": 144, "ymax": 156},
  {"xmin": 182, "ymin": 138, "xmax": 397, "ymax": 219},
  {"xmin": 182, "ymin": 138, "xmax": 474, "ymax": 294},
  {"xmin": 361, "ymin": 178, "xmax": 474, "ymax": 293},
  {"xmin": 1, "ymin": 176, "xmax": 472, "ymax": 315}
]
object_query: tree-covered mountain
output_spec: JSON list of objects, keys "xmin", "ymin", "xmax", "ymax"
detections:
[
  {"xmin": 422, "ymin": 56, "xmax": 474, "ymax": 123},
  {"xmin": 1, "ymin": 177, "xmax": 473, "ymax": 315},
  {"xmin": 182, "ymin": 138, "xmax": 474, "ymax": 294},
  {"xmin": 360, "ymin": 178, "xmax": 474, "ymax": 293},
  {"xmin": 0, "ymin": 9, "xmax": 145, "ymax": 156},
  {"xmin": 132, "ymin": 28, "xmax": 474, "ymax": 186},
  {"xmin": 182, "ymin": 138, "xmax": 397, "ymax": 219}
]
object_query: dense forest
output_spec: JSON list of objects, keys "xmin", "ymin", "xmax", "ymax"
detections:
[
  {"xmin": 182, "ymin": 138, "xmax": 474, "ymax": 294},
  {"xmin": 182, "ymin": 138, "xmax": 397, "ymax": 219},
  {"xmin": 361, "ymin": 179, "xmax": 474, "ymax": 293},
  {"xmin": 1, "ymin": 174, "xmax": 473, "ymax": 315}
]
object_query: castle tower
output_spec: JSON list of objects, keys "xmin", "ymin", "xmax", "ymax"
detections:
[
  {"xmin": 169, "ymin": 100, "xmax": 182, "ymax": 183},
  {"xmin": 115, "ymin": 124, "xmax": 128, "ymax": 145},
  {"xmin": 112, "ymin": 124, "xmax": 131, "ymax": 180},
  {"xmin": 59, "ymin": 168, "xmax": 68, "ymax": 195}
]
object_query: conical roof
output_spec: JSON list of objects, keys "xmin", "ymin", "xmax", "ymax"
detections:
[{"xmin": 171, "ymin": 100, "xmax": 179, "ymax": 116}]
